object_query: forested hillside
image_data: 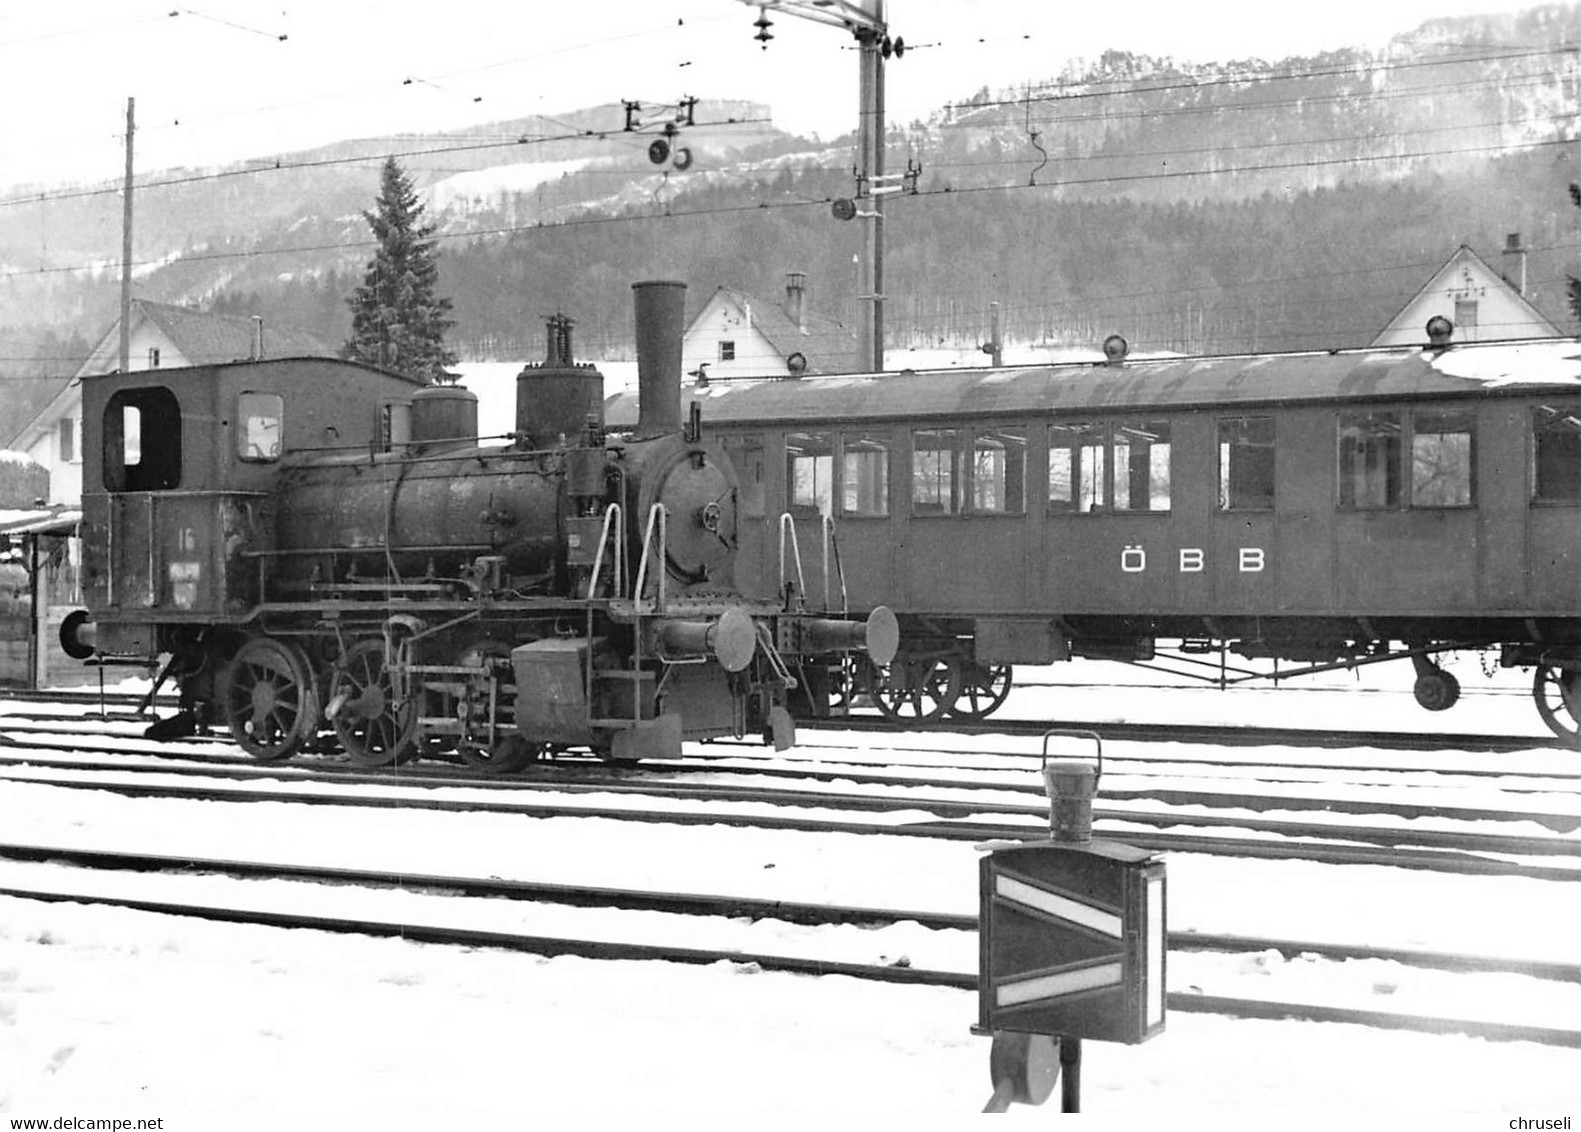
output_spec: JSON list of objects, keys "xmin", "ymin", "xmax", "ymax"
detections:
[{"xmin": 0, "ymin": 4, "xmax": 1577, "ymax": 386}]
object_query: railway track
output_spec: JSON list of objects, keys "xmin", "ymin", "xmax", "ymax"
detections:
[
  {"xmin": 1, "ymin": 748, "xmax": 1576, "ymax": 880},
  {"xmin": 2, "ymin": 841, "xmax": 1574, "ymax": 1048},
  {"xmin": 806, "ymin": 712, "xmax": 1559, "ymax": 753},
  {"xmin": 1, "ymin": 685, "xmax": 1559, "ymax": 754}
]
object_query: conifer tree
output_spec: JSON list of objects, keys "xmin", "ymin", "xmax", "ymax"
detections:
[{"xmin": 342, "ymin": 157, "xmax": 458, "ymax": 381}]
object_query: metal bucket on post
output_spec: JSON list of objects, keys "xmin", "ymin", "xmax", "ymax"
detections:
[{"xmin": 1040, "ymin": 729, "xmax": 1102, "ymax": 844}]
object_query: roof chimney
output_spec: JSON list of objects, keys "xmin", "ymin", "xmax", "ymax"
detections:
[
  {"xmin": 1502, "ymin": 233, "xmax": 1527, "ymax": 296},
  {"xmin": 785, "ymin": 271, "xmax": 806, "ymax": 331},
  {"xmin": 250, "ymin": 315, "xmax": 264, "ymax": 360}
]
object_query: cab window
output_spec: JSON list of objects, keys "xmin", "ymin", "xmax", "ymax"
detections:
[
  {"xmin": 238, "ymin": 392, "xmax": 283, "ymax": 462},
  {"xmin": 104, "ymin": 386, "xmax": 181, "ymax": 492}
]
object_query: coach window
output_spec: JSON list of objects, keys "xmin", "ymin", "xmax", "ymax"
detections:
[
  {"xmin": 723, "ymin": 436, "xmax": 766, "ymax": 517},
  {"xmin": 103, "ymin": 386, "xmax": 181, "ymax": 492},
  {"xmin": 1411, "ymin": 410, "xmax": 1475, "ymax": 507},
  {"xmin": 786, "ymin": 432, "xmax": 833, "ymax": 517},
  {"xmin": 912, "ymin": 428, "xmax": 961, "ymax": 515},
  {"xmin": 1114, "ymin": 420, "xmax": 1171, "ymax": 512},
  {"xmin": 1533, "ymin": 405, "xmax": 1581, "ymax": 502},
  {"xmin": 841, "ymin": 433, "xmax": 889, "ymax": 517},
  {"xmin": 1338, "ymin": 411, "xmax": 1402, "ymax": 509},
  {"xmin": 238, "ymin": 392, "xmax": 283, "ymax": 462},
  {"xmin": 1218, "ymin": 416, "xmax": 1275, "ymax": 510},
  {"xmin": 1047, "ymin": 422, "xmax": 1105, "ymax": 513},
  {"xmin": 972, "ymin": 429, "xmax": 1027, "ymax": 514}
]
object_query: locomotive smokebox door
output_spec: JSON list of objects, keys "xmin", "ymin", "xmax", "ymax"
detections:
[{"xmin": 979, "ymin": 841, "xmax": 1166, "ymax": 1044}]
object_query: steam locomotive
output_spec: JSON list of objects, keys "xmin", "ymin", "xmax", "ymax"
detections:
[{"xmin": 61, "ymin": 281, "xmax": 897, "ymax": 768}]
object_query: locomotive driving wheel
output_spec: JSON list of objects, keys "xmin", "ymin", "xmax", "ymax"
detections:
[
  {"xmin": 1533, "ymin": 664, "xmax": 1581, "ymax": 747},
  {"xmin": 875, "ymin": 655, "xmax": 962, "ymax": 724},
  {"xmin": 329, "ymin": 639, "xmax": 418, "ymax": 767},
  {"xmin": 221, "ymin": 636, "xmax": 320, "ymax": 761},
  {"xmin": 948, "ymin": 663, "xmax": 1013, "ymax": 720}
]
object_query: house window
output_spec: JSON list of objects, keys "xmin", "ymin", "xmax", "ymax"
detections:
[
  {"xmin": 104, "ymin": 386, "xmax": 181, "ymax": 492},
  {"xmin": 237, "ymin": 392, "xmax": 283, "ymax": 462},
  {"xmin": 58, "ymin": 418, "xmax": 75, "ymax": 464},
  {"xmin": 718, "ymin": 340, "xmax": 736, "ymax": 362},
  {"xmin": 147, "ymin": 347, "xmax": 161, "ymax": 368},
  {"xmin": 1454, "ymin": 299, "xmax": 1478, "ymax": 334}
]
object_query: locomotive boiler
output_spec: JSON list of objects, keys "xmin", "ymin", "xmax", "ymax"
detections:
[{"xmin": 63, "ymin": 280, "xmax": 897, "ymax": 769}]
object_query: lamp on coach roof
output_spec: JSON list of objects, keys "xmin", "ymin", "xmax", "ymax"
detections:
[
  {"xmin": 1102, "ymin": 335, "xmax": 1129, "ymax": 367},
  {"xmin": 1426, "ymin": 315, "xmax": 1455, "ymax": 351}
]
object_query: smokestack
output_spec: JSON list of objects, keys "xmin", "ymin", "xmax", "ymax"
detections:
[
  {"xmin": 1502, "ymin": 233, "xmax": 1527, "ymax": 296},
  {"xmin": 250, "ymin": 315, "xmax": 264, "ymax": 360},
  {"xmin": 632, "ymin": 280, "xmax": 686, "ymax": 439},
  {"xmin": 785, "ymin": 271, "xmax": 806, "ymax": 330}
]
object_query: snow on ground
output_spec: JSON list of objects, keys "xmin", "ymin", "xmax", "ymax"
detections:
[{"xmin": 2, "ymin": 667, "xmax": 1579, "ymax": 1121}]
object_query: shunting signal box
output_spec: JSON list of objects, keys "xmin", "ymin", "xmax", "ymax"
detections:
[{"xmin": 979, "ymin": 838, "xmax": 1167, "ymax": 1044}]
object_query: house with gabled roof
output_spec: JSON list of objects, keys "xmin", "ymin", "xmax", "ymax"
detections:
[
  {"xmin": 6, "ymin": 299, "xmax": 337, "ymax": 505},
  {"xmin": 682, "ymin": 273, "xmax": 857, "ymax": 382},
  {"xmin": 1371, "ymin": 237, "xmax": 1564, "ymax": 347}
]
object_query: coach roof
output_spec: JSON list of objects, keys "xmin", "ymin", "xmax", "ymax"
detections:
[{"xmin": 606, "ymin": 339, "xmax": 1581, "ymax": 428}]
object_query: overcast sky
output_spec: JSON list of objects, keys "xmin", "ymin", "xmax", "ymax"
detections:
[{"xmin": 0, "ymin": 0, "xmax": 1563, "ymax": 189}]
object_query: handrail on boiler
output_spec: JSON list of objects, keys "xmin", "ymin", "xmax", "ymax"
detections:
[
  {"xmin": 822, "ymin": 514, "xmax": 848, "ymax": 616},
  {"xmin": 587, "ymin": 503, "xmax": 626, "ymax": 599},
  {"xmin": 777, "ymin": 512, "xmax": 806, "ymax": 611},
  {"xmin": 633, "ymin": 503, "xmax": 668, "ymax": 614}
]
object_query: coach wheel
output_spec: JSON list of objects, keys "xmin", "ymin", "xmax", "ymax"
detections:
[
  {"xmin": 221, "ymin": 636, "xmax": 321, "ymax": 762},
  {"xmin": 330, "ymin": 639, "xmax": 418, "ymax": 768},
  {"xmin": 1533, "ymin": 665, "xmax": 1581, "ymax": 746},
  {"xmin": 875, "ymin": 656, "xmax": 962, "ymax": 724},
  {"xmin": 1412, "ymin": 668, "xmax": 1460, "ymax": 712},
  {"xmin": 949, "ymin": 663, "xmax": 1014, "ymax": 721}
]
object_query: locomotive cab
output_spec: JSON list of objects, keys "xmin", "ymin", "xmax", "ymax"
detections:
[{"xmin": 72, "ymin": 357, "xmax": 421, "ymax": 657}]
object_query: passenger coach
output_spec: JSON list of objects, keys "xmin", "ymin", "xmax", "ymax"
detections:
[{"xmin": 610, "ymin": 330, "xmax": 1581, "ymax": 742}]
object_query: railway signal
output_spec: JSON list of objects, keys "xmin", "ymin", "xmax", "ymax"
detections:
[{"xmin": 978, "ymin": 732, "xmax": 1167, "ymax": 1111}]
